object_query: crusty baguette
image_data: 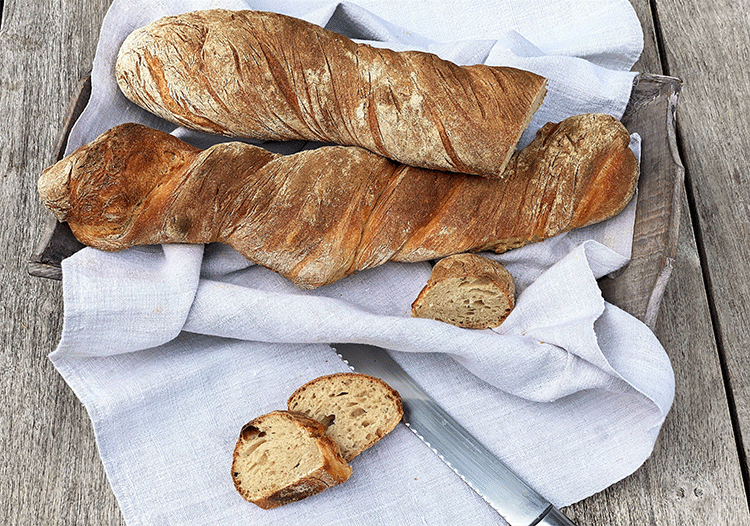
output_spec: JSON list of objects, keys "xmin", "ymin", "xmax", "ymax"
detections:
[
  {"xmin": 38, "ymin": 113, "xmax": 638, "ymax": 289},
  {"xmin": 231, "ymin": 410, "xmax": 352, "ymax": 509},
  {"xmin": 287, "ymin": 373, "xmax": 403, "ymax": 462},
  {"xmin": 114, "ymin": 9, "xmax": 547, "ymax": 178},
  {"xmin": 411, "ymin": 253, "xmax": 516, "ymax": 329}
]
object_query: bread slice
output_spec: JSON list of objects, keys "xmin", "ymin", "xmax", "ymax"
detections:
[
  {"xmin": 411, "ymin": 253, "xmax": 516, "ymax": 329},
  {"xmin": 287, "ymin": 373, "xmax": 403, "ymax": 462},
  {"xmin": 231, "ymin": 410, "xmax": 352, "ymax": 509}
]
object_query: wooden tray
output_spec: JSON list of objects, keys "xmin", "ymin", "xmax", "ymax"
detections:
[
  {"xmin": 28, "ymin": 73, "xmax": 684, "ymax": 329},
  {"xmin": 599, "ymin": 73, "xmax": 684, "ymax": 328}
]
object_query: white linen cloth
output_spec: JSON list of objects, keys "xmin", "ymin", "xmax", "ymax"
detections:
[{"xmin": 50, "ymin": 1, "xmax": 675, "ymax": 525}]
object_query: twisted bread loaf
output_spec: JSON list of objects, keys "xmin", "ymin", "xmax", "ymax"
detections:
[
  {"xmin": 38, "ymin": 113, "xmax": 637, "ymax": 289},
  {"xmin": 115, "ymin": 9, "xmax": 547, "ymax": 178}
]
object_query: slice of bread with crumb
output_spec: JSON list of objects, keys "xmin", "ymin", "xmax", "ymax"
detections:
[
  {"xmin": 287, "ymin": 373, "xmax": 403, "ymax": 462},
  {"xmin": 231, "ymin": 410, "xmax": 352, "ymax": 509},
  {"xmin": 411, "ymin": 253, "xmax": 516, "ymax": 329}
]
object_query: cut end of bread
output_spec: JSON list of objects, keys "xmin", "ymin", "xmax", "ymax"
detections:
[
  {"xmin": 287, "ymin": 373, "xmax": 403, "ymax": 462},
  {"xmin": 231, "ymin": 410, "xmax": 351, "ymax": 509},
  {"xmin": 497, "ymin": 79, "xmax": 548, "ymax": 179},
  {"xmin": 411, "ymin": 253, "xmax": 516, "ymax": 329}
]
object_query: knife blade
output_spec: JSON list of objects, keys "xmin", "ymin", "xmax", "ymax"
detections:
[{"xmin": 331, "ymin": 342, "xmax": 576, "ymax": 526}]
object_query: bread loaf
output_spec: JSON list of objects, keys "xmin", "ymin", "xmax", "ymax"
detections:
[
  {"xmin": 38, "ymin": 113, "xmax": 638, "ymax": 289},
  {"xmin": 231, "ymin": 410, "xmax": 352, "ymax": 509},
  {"xmin": 114, "ymin": 9, "xmax": 547, "ymax": 178},
  {"xmin": 287, "ymin": 373, "xmax": 403, "ymax": 462},
  {"xmin": 411, "ymin": 253, "xmax": 515, "ymax": 329}
]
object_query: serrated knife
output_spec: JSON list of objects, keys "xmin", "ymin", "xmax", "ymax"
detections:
[{"xmin": 332, "ymin": 342, "xmax": 576, "ymax": 526}]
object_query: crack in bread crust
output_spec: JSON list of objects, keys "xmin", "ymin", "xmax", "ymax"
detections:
[{"xmin": 115, "ymin": 9, "xmax": 547, "ymax": 178}]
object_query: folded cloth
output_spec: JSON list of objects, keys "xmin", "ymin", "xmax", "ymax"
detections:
[{"xmin": 50, "ymin": 1, "xmax": 675, "ymax": 525}]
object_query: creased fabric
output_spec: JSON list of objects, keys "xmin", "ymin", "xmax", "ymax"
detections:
[{"xmin": 50, "ymin": 1, "xmax": 674, "ymax": 525}]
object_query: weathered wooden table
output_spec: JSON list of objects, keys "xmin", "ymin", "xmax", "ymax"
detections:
[{"xmin": 2, "ymin": 1, "xmax": 749, "ymax": 524}]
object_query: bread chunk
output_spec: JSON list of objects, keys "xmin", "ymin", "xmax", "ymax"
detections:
[
  {"xmin": 287, "ymin": 373, "xmax": 403, "ymax": 462},
  {"xmin": 231, "ymin": 410, "xmax": 352, "ymax": 509},
  {"xmin": 411, "ymin": 254, "xmax": 516, "ymax": 329}
]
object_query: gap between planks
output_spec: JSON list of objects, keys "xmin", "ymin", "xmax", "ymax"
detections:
[{"xmin": 648, "ymin": 0, "xmax": 750, "ymax": 508}]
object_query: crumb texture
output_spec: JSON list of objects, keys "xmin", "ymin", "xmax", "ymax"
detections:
[
  {"xmin": 411, "ymin": 253, "xmax": 516, "ymax": 329},
  {"xmin": 288, "ymin": 373, "xmax": 403, "ymax": 461},
  {"xmin": 231, "ymin": 410, "xmax": 351, "ymax": 509}
]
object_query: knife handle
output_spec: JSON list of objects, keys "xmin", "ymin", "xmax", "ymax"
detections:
[{"xmin": 533, "ymin": 505, "xmax": 577, "ymax": 526}]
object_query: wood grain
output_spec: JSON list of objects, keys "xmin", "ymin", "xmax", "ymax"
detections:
[
  {"xmin": 600, "ymin": 72, "xmax": 683, "ymax": 329},
  {"xmin": 3, "ymin": 0, "xmax": 750, "ymax": 524},
  {"xmin": 566, "ymin": 179, "xmax": 750, "ymax": 525},
  {"xmin": 564, "ymin": 0, "xmax": 750, "ymax": 524},
  {"xmin": 653, "ymin": 0, "xmax": 750, "ymax": 477},
  {"xmin": 0, "ymin": 0, "xmax": 125, "ymax": 524}
]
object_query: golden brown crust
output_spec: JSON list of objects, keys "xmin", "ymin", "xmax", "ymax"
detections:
[
  {"xmin": 115, "ymin": 9, "xmax": 547, "ymax": 177},
  {"xmin": 38, "ymin": 114, "xmax": 638, "ymax": 289},
  {"xmin": 37, "ymin": 124, "xmax": 202, "ymax": 249},
  {"xmin": 389, "ymin": 113, "xmax": 639, "ymax": 260}
]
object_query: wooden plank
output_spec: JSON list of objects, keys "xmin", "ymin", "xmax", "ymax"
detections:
[
  {"xmin": 566, "ymin": 184, "xmax": 750, "ymax": 525},
  {"xmin": 600, "ymin": 72, "xmax": 683, "ymax": 329},
  {"xmin": 0, "ymin": 0, "xmax": 125, "ymax": 524},
  {"xmin": 3, "ymin": 1, "xmax": 748, "ymax": 526},
  {"xmin": 564, "ymin": 0, "xmax": 750, "ymax": 523},
  {"xmin": 652, "ymin": 0, "xmax": 750, "ymax": 475}
]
